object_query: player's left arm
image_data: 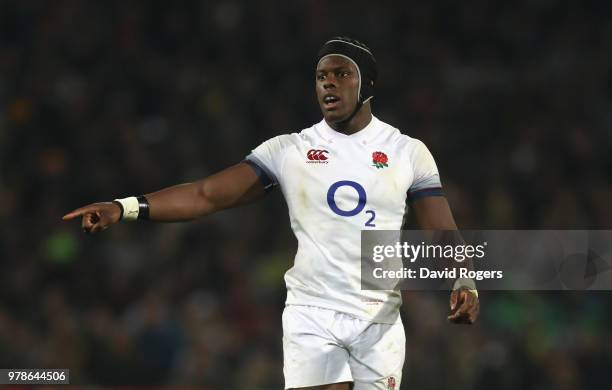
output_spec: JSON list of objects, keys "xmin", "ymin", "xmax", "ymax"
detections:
[{"xmin": 411, "ymin": 196, "xmax": 480, "ymax": 324}]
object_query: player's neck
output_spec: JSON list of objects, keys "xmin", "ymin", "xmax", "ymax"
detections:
[{"xmin": 329, "ymin": 103, "xmax": 373, "ymax": 135}]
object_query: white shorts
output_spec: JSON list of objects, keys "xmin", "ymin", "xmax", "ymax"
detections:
[{"xmin": 282, "ymin": 305, "xmax": 405, "ymax": 389}]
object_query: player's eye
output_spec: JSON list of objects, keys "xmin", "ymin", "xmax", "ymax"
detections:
[
  {"xmin": 339, "ymin": 71, "xmax": 351, "ymax": 78},
  {"xmin": 316, "ymin": 74, "xmax": 325, "ymax": 81}
]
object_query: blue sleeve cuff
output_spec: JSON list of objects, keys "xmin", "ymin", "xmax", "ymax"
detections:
[
  {"xmin": 242, "ymin": 158, "xmax": 277, "ymax": 193},
  {"xmin": 407, "ymin": 187, "xmax": 444, "ymax": 203}
]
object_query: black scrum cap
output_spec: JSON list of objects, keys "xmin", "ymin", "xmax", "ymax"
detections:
[{"xmin": 317, "ymin": 37, "xmax": 377, "ymax": 105}]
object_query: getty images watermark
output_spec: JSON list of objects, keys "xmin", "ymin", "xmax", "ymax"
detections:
[
  {"xmin": 370, "ymin": 240, "xmax": 502, "ymax": 281},
  {"xmin": 361, "ymin": 230, "xmax": 612, "ymax": 290}
]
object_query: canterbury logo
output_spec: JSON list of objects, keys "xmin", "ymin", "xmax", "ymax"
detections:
[{"xmin": 306, "ymin": 149, "xmax": 329, "ymax": 163}]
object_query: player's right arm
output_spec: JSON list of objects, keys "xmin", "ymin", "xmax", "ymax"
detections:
[{"xmin": 62, "ymin": 162, "xmax": 265, "ymax": 233}]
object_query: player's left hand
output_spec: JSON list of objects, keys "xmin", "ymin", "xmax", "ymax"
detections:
[{"xmin": 447, "ymin": 288, "xmax": 479, "ymax": 324}]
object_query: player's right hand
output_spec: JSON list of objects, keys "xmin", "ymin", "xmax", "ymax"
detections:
[{"xmin": 62, "ymin": 202, "xmax": 121, "ymax": 234}]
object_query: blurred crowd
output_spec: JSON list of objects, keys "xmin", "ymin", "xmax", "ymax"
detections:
[{"xmin": 1, "ymin": 0, "xmax": 611, "ymax": 389}]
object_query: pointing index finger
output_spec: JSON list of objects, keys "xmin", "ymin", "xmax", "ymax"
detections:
[{"xmin": 62, "ymin": 205, "xmax": 96, "ymax": 220}]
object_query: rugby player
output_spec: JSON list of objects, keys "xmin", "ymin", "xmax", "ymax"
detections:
[{"xmin": 64, "ymin": 37, "xmax": 479, "ymax": 389}]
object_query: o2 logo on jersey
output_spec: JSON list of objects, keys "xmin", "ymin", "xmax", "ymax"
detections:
[{"xmin": 327, "ymin": 180, "xmax": 376, "ymax": 227}]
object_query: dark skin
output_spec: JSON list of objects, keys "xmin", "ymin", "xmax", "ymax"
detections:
[
  {"xmin": 63, "ymin": 55, "xmax": 478, "ymax": 390},
  {"xmin": 315, "ymin": 56, "xmax": 373, "ymax": 134},
  {"xmin": 412, "ymin": 196, "xmax": 480, "ymax": 325}
]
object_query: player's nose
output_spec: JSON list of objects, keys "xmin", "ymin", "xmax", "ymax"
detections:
[{"xmin": 323, "ymin": 76, "xmax": 337, "ymax": 89}]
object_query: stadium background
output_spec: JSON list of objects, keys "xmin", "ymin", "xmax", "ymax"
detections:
[{"xmin": 1, "ymin": 0, "xmax": 611, "ymax": 389}]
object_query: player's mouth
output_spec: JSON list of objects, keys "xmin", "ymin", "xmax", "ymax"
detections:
[{"xmin": 322, "ymin": 94, "xmax": 341, "ymax": 110}]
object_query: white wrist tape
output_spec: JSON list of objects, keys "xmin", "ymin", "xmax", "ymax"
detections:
[
  {"xmin": 453, "ymin": 278, "xmax": 478, "ymax": 298},
  {"xmin": 114, "ymin": 196, "xmax": 139, "ymax": 221}
]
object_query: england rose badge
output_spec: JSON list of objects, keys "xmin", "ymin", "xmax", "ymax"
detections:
[{"xmin": 372, "ymin": 151, "xmax": 389, "ymax": 169}]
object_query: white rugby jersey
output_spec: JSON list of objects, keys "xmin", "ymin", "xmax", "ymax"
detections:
[{"xmin": 245, "ymin": 115, "xmax": 443, "ymax": 324}]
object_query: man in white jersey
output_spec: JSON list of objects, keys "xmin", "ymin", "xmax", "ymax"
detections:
[{"xmin": 64, "ymin": 37, "xmax": 479, "ymax": 389}]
